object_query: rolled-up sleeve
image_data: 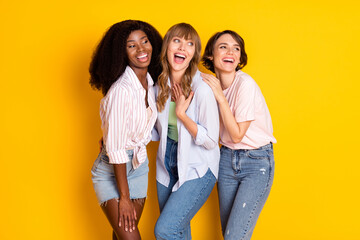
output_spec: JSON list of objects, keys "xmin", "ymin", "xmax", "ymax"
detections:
[
  {"xmin": 194, "ymin": 84, "xmax": 219, "ymax": 150},
  {"xmin": 103, "ymin": 87, "xmax": 130, "ymax": 164}
]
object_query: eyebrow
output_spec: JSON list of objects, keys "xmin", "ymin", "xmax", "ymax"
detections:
[
  {"xmin": 127, "ymin": 35, "xmax": 148, "ymax": 42},
  {"xmin": 218, "ymin": 42, "xmax": 240, "ymax": 47}
]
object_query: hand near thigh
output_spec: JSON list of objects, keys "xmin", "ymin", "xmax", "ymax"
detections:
[{"xmin": 119, "ymin": 198, "xmax": 137, "ymax": 232}]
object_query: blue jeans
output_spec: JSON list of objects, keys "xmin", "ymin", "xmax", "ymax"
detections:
[
  {"xmin": 155, "ymin": 137, "xmax": 216, "ymax": 240},
  {"xmin": 218, "ymin": 143, "xmax": 275, "ymax": 240}
]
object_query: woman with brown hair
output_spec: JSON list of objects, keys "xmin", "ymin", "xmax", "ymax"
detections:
[{"xmin": 202, "ymin": 30, "xmax": 276, "ymax": 240}]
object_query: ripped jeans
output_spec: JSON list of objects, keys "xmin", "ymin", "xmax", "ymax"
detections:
[{"xmin": 218, "ymin": 143, "xmax": 274, "ymax": 240}]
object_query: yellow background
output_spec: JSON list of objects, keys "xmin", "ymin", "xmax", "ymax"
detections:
[{"xmin": 1, "ymin": 0, "xmax": 359, "ymax": 239}]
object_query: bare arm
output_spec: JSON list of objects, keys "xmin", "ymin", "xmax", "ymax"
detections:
[
  {"xmin": 113, "ymin": 163, "xmax": 137, "ymax": 232},
  {"xmin": 202, "ymin": 73, "xmax": 251, "ymax": 143},
  {"xmin": 218, "ymin": 99, "xmax": 251, "ymax": 143}
]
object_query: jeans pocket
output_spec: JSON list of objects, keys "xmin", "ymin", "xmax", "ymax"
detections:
[
  {"xmin": 91, "ymin": 155, "xmax": 102, "ymax": 173},
  {"xmin": 126, "ymin": 149, "xmax": 134, "ymax": 160},
  {"xmin": 92, "ymin": 154, "xmax": 115, "ymax": 179},
  {"xmin": 246, "ymin": 149, "xmax": 269, "ymax": 160},
  {"xmin": 100, "ymin": 153, "xmax": 110, "ymax": 163}
]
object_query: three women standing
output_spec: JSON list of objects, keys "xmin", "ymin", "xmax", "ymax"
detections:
[
  {"xmin": 202, "ymin": 30, "xmax": 276, "ymax": 240},
  {"xmin": 89, "ymin": 21, "xmax": 275, "ymax": 240}
]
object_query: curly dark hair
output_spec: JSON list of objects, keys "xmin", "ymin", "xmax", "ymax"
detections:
[
  {"xmin": 89, "ymin": 20, "xmax": 162, "ymax": 96},
  {"xmin": 202, "ymin": 30, "xmax": 247, "ymax": 73}
]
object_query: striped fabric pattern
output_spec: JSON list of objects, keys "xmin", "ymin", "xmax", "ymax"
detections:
[{"xmin": 100, "ymin": 66, "xmax": 157, "ymax": 168}]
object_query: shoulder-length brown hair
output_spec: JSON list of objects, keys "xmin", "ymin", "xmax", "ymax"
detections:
[
  {"xmin": 202, "ymin": 30, "xmax": 247, "ymax": 73},
  {"xmin": 156, "ymin": 23, "xmax": 201, "ymax": 112}
]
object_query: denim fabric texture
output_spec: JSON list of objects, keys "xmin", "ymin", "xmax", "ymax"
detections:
[
  {"xmin": 91, "ymin": 149, "xmax": 149, "ymax": 204},
  {"xmin": 155, "ymin": 137, "xmax": 216, "ymax": 240},
  {"xmin": 218, "ymin": 143, "xmax": 274, "ymax": 240}
]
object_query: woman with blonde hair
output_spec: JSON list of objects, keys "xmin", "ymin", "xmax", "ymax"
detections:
[{"xmin": 152, "ymin": 23, "xmax": 220, "ymax": 239}]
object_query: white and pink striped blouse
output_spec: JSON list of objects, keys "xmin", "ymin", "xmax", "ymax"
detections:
[{"xmin": 100, "ymin": 66, "xmax": 157, "ymax": 168}]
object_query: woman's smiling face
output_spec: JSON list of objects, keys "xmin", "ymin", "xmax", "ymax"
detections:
[
  {"xmin": 166, "ymin": 36, "xmax": 195, "ymax": 75},
  {"xmin": 212, "ymin": 33, "xmax": 241, "ymax": 74},
  {"xmin": 126, "ymin": 30, "xmax": 153, "ymax": 70}
]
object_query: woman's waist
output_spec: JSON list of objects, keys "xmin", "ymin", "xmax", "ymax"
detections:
[
  {"xmin": 221, "ymin": 142, "xmax": 273, "ymax": 152},
  {"xmin": 102, "ymin": 140, "xmax": 150, "ymax": 154}
]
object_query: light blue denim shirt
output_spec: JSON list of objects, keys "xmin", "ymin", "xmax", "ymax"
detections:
[{"xmin": 152, "ymin": 70, "xmax": 220, "ymax": 192}]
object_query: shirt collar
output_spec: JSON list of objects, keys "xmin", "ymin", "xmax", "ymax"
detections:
[{"xmin": 125, "ymin": 66, "xmax": 154, "ymax": 90}]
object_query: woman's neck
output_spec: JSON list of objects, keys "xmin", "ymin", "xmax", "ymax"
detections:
[
  {"xmin": 132, "ymin": 67, "xmax": 148, "ymax": 90},
  {"xmin": 170, "ymin": 69, "xmax": 186, "ymax": 86},
  {"xmin": 215, "ymin": 69, "xmax": 236, "ymax": 90}
]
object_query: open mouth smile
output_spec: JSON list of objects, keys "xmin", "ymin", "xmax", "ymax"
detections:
[
  {"xmin": 137, "ymin": 53, "xmax": 149, "ymax": 62},
  {"xmin": 223, "ymin": 58, "xmax": 235, "ymax": 63},
  {"xmin": 174, "ymin": 53, "xmax": 186, "ymax": 64}
]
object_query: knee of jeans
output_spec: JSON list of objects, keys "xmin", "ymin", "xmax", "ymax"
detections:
[
  {"xmin": 154, "ymin": 217, "xmax": 179, "ymax": 239},
  {"xmin": 154, "ymin": 218, "xmax": 167, "ymax": 238}
]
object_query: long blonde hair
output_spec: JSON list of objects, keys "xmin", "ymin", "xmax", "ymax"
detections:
[{"xmin": 156, "ymin": 23, "xmax": 201, "ymax": 112}]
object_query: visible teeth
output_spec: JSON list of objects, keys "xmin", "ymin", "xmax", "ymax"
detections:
[
  {"xmin": 223, "ymin": 58, "xmax": 234, "ymax": 63},
  {"xmin": 175, "ymin": 54, "xmax": 185, "ymax": 59},
  {"xmin": 137, "ymin": 54, "xmax": 147, "ymax": 59}
]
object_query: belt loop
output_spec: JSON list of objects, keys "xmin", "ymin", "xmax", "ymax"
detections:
[{"xmin": 231, "ymin": 149, "xmax": 237, "ymax": 171}]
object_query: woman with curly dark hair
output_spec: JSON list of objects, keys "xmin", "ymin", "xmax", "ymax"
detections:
[
  {"xmin": 201, "ymin": 30, "xmax": 276, "ymax": 240},
  {"xmin": 89, "ymin": 20, "xmax": 162, "ymax": 240}
]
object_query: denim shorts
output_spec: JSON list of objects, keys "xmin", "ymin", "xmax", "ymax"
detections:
[{"xmin": 91, "ymin": 149, "xmax": 149, "ymax": 205}]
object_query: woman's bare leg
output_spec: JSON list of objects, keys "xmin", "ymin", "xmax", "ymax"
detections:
[{"xmin": 101, "ymin": 197, "xmax": 146, "ymax": 240}]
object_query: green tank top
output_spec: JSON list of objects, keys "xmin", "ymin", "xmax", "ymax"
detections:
[{"xmin": 168, "ymin": 102, "xmax": 178, "ymax": 141}]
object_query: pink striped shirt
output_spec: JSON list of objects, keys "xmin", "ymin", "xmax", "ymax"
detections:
[{"xmin": 100, "ymin": 66, "xmax": 157, "ymax": 168}]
